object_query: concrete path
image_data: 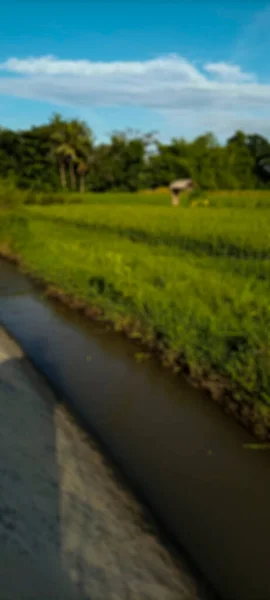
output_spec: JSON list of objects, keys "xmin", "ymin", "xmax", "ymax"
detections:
[{"xmin": 0, "ymin": 327, "xmax": 209, "ymax": 600}]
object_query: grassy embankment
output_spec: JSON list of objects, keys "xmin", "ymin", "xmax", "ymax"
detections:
[{"xmin": 0, "ymin": 189, "xmax": 269, "ymax": 438}]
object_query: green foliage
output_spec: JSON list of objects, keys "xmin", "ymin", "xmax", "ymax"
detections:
[
  {"xmin": 0, "ymin": 117, "xmax": 270, "ymax": 193},
  {"xmin": 49, "ymin": 113, "xmax": 94, "ymax": 191},
  {"xmin": 87, "ymin": 131, "xmax": 150, "ymax": 192},
  {"xmin": 1, "ymin": 196, "xmax": 269, "ymax": 411},
  {"xmin": 0, "ymin": 178, "xmax": 26, "ymax": 208}
]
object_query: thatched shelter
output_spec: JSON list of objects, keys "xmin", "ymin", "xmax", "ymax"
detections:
[{"xmin": 170, "ymin": 179, "xmax": 194, "ymax": 205}]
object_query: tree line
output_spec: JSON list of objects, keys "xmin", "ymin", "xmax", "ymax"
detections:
[{"xmin": 0, "ymin": 113, "xmax": 269, "ymax": 192}]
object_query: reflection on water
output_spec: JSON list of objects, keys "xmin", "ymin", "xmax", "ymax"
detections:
[{"xmin": 1, "ymin": 258, "xmax": 270, "ymax": 600}]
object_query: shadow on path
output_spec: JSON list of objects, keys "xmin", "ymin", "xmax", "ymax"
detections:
[{"xmin": 0, "ymin": 351, "xmax": 78, "ymax": 600}]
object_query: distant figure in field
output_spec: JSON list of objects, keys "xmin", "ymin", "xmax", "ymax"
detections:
[{"xmin": 170, "ymin": 179, "xmax": 194, "ymax": 206}]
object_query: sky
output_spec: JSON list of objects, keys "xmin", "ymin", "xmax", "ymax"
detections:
[{"xmin": 0, "ymin": 0, "xmax": 270, "ymax": 142}]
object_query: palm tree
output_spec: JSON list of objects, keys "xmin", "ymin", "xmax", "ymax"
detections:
[
  {"xmin": 48, "ymin": 114, "xmax": 68, "ymax": 189},
  {"xmin": 75, "ymin": 132, "xmax": 94, "ymax": 193},
  {"xmin": 55, "ymin": 148, "xmax": 67, "ymax": 188},
  {"xmin": 49, "ymin": 114, "xmax": 74, "ymax": 189},
  {"xmin": 49, "ymin": 114, "xmax": 93, "ymax": 191},
  {"xmin": 77, "ymin": 159, "xmax": 88, "ymax": 193}
]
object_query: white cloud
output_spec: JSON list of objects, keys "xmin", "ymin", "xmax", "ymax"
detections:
[
  {"xmin": 0, "ymin": 54, "xmax": 204, "ymax": 82},
  {"xmin": 203, "ymin": 62, "xmax": 254, "ymax": 82},
  {"xmin": 0, "ymin": 54, "xmax": 269, "ymax": 137}
]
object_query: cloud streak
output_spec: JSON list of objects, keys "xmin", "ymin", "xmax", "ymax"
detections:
[
  {"xmin": 203, "ymin": 62, "xmax": 255, "ymax": 82},
  {"xmin": 0, "ymin": 55, "xmax": 205, "ymax": 82},
  {"xmin": 0, "ymin": 54, "xmax": 268, "ymax": 137}
]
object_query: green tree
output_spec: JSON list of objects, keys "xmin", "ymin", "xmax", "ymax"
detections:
[
  {"xmin": 0, "ymin": 114, "xmax": 270, "ymax": 193},
  {"xmin": 50, "ymin": 114, "xmax": 93, "ymax": 191},
  {"xmin": 227, "ymin": 130, "xmax": 256, "ymax": 189},
  {"xmin": 246, "ymin": 134, "xmax": 270, "ymax": 159},
  {"xmin": 77, "ymin": 158, "xmax": 89, "ymax": 193},
  {"xmin": 88, "ymin": 130, "xmax": 148, "ymax": 191}
]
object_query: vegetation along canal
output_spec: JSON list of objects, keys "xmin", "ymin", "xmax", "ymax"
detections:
[{"xmin": 1, "ymin": 257, "xmax": 270, "ymax": 600}]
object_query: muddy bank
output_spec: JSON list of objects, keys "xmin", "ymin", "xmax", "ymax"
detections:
[{"xmin": 0, "ymin": 326, "xmax": 210, "ymax": 600}]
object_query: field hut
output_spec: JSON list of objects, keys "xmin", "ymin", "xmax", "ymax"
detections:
[{"xmin": 170, "ymin": 179, "xmax": 194, "ymax": 206}]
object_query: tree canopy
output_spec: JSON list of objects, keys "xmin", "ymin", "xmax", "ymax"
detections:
[{"xmin": 0, "ymin": 116, "xmax": 269, "ymax": 192}]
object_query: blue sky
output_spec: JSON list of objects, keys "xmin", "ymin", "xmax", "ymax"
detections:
[{"xmin": 0, "ymin": 1, "xmax": 270, "ymax": 141}]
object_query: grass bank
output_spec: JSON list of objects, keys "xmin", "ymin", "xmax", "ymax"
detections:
[{"xmin": 0, "ymin": 195, "xmax": 269, "ymax": 438}]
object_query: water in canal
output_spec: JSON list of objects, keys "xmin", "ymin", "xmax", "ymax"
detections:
[{"xmin": 0, "ymin": 258, "xmax": 269, "ymax": 600}]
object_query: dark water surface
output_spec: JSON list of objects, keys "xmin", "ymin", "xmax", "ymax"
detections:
[{"xmin": 0, "ymin": 258, "xmax": 270, "ymax": 600}]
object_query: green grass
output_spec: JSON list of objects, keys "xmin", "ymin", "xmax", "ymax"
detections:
[
  {"xmin": 193, "ymin": 190, "xmax": 270, "ymax": 209},
  {"xmin": 21, "ymin": 188, "xmax": 270, "ymax": 209},
  {"xmin": 0, "ymin": 186, "xmax": 172, "ymax": 208},
  {"xmin": 25, "ymin": 204, "xmax": 270, "ymax": 259},
  {"xmin": 23, "ymin": 191, "xmax": 172, "ymax": 206},
  {"xmin": 0, "ymin": 193, "xmax": 269, "ymax": 414},
  {"xmin": 82, "ymin": 191, "xmax": 172, "ymax": 206},
  {"xmin": 2, "ymin": 182, "xmax": 270, "ymax": 210}
]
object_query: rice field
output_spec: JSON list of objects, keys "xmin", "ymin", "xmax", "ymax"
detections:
[{"xmin": 0, "ymin": 190, "xmax": 270, "ymax": 416}]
